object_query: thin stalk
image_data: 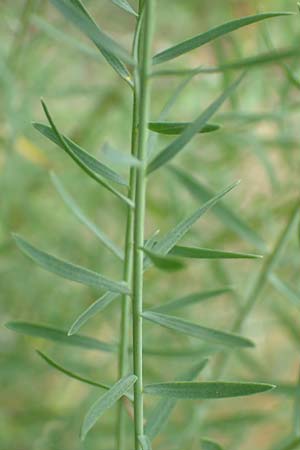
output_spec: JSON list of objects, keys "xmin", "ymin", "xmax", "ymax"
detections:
[
  {"xmin": 116, "ymin": 92, "xmax": 138, "ymax": 450},
  {"xmin": 132, "ymin": 1, "xmax": 155, "ymax": 449}
]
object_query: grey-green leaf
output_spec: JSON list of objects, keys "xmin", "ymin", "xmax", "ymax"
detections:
[
  {"xmin": 170, "ymin": 245, "xmax": 262, "ymax": 260},
  {"xmin": 201, "ymin": 439, "xmax": 224, "ymax": 450},
  {"xmin": 153, "ymin": 12, "xmax": 292, "ymax": 64},
  {"xmin": 147, "ymin": 75, "xmax": 244, "ymax": 174},
  {"xmin": 112, "ymin": 0, "xmax": 138, "ymax": 17},
  {"xmin": 13, "ymin": 234, "xmax": 130, "ymax": 295},
  {"xmin": 170, "ymin": 166, "xmax": 267, "ymax": 252},
  {"xmin": 81, "ymin": 374, "xmax": 137, "ymax": 440},
  {"xmin": 148, "ymin": 121, "xmax": 220, "ymax": 135},
  {"xmin": 142, "ymin": 311, "xmax": 254, "ymax": 348},
  {"xmin": 145, "ymin": 359, "xmax": 209, "ymax": 440},
  {"xmin": 142, "ymin": 247, "xmax": 185, "ymax": 272},
  {"xmin": 68, "ymin": 292, "xmax": 119, "ymax": 335},
  {"xmin": 36, "ymin": 350, "xmax": 110, "ymax": 389},
  {"xmin": 144, "ymin": 381, "xmax": 275, "ymax": 399},
  {"xmin": 151, "ymin": 287, "xmax": 232, "ymax": 313},
  {"xmin": 6, "ymin": 321, "xmax": 115, "ymax": 352},
  {"xmin": 51, "ymin": 173, "xmax": 124, "ymax": 260},
  {"xmin": 138, "ymin": 435, "xmax": 152, "ymax": 450}
]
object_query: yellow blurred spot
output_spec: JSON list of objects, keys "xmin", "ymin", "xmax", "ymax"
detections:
[{"xmin": 16, "ymin": 136, "xmax": 51, "ymax": 168}]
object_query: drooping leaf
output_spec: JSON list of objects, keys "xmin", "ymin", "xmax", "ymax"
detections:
[
  {"xmin": 145, "ymin": 359, "xmax": 209, "ymax": 440},
  {"xmin": 138, "ymin": 435, "xmax": 152, "ymax": 450},
  {"xmin": 144, "ymin": 381, "xmax": 275, "ymax": 399},
  {"xmin": 153, "ymin": 12, "xmax": 292, "ymax": 64},
  {"xmin": 170, "ymin": 166, "xmax": 267, "ymax": 251},
  {"xmin": 142, "ymin": 311, "xmax": 254, "ymax": 348},
  {"xmin": 201, "ymin": 438, "xmax": 224, "ymax": 450},
  {"xmin": 49, "ymin": 0, "xmax": 134, "ymax": 85},
  {"xmin": 112, "ymin": 0, "xmax": 138, "ymax": 17},
  {"xmin": 147, "ymin": 75, "xmax": 244, "ymax": 174},
  {"xmin": 6, "ymin": 321, "xmax": 116, "ymax": 352},
  {"xmin": 170, "ymin": 245, "xmax": 262, "ymax": 260},
  {"xmin": 148, "ymin": 121, "xmax": 220, "ymax": 135},
  {"xmin": 144, "ymin": 181, "xmax": 240, "ymax": 268},
  {"xmin": 13, "ymin": 234, "xmax": 130, "ymax": 295},
  {"xmin": 68, "ymin": 292, "xmax": 119, "ymax": 335},
  {"xmin": 150, "ymin": 287, "xmax": 232, "ymax": 313},
  {"xmin": 142, "ymin": 247, "xmax": 185, "ymax": 272},
  {"xmin": 36, "ymin": 350, "xmax": 110, "ymax": 389},
  {"xmin": 81, "ymin": 374, "xmax": 137, "ymax": 440},
  {"xmin": 51, "ymin": 173, "xmax": 124, "ymax": 260}
]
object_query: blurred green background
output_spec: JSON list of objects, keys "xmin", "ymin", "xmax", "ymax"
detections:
[{"xmin": 1, "ymin": 1, "xmax": 300, "ymax": 449}]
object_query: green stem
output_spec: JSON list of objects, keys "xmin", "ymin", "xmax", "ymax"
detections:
[{"xmin": 132, "ymin": 1, "xmax": 155, "ymax": 448}]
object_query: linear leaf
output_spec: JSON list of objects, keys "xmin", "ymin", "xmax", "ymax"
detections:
[
  {"xmin": 201, "ymin": 439, "xmax": 224, "ymax": 450},
  {"xmin": 81, "ymin": 374, "xmax": 137, "ymax": 440},
  {"xmin": 170, "ymin": 166, "xmax": 267, "ymax": 251},
  {"xmin": 147, "ymin": 75, "xmax": 244, "ymax": 174},
  {"xmin": 68, "ymin": 292, "xmax": 119, "ymax": 335},
  {"xmin": 146, "ymin": 359, "xmax": 208, "ymax": 440},
  {"xmin": 142, "ymin": 311, "xmax": 254, "ymax": 348},
  {"xmin": 13, "ymin": 234, "xmax": 130, "ymax": 295},
  {"xmin": 6, "ymin": 321, "xmax": 115, "ymax": 352},
  {"xmin": 142, "ymin": 247, "xmax": 185, "ymax": 272},
  {"xmin": 144, "ymin": 381, "xmax": 275, "ymax": 399},
  {"xmin": 153, "ymin": 12, "xmax": 292, "ymax": 64},
  {"xmin": 36, "ymin": 350, "xmax": 110, "ymax": 389},
  {"xmin": 34, "ymin": 102, "xmax": 133, "ymax": 207},
  {"xmin": 138, "ymin": 435, "xmax": 152, "ymax": 450},
  {"xmin": 51, "ymin": 173, "xmax": 124, "ymax": 260},
  {"xmin": 112, "ymin": 0, "xmax": 138, "ymax": 17},
  {"xmin": 148, "ymin": 121, "xmax": 220, "ymax": 135},
  {"xmin": 145, "ymin": 181, "xmax": 239, "ymax": 266},
  {"xmin": 151, "ymin": 287, "xmax": 232, "ymax": 313},
  {"xmin": 49, "ymin": 0, "xmax": 134, "ymax": 83},
  {"xmin": 170, "ymin": 245, "xmax": 262, "ymax": 260}
]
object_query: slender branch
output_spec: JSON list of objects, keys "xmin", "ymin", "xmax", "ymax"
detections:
[{"xmin": 132, "ymin": 1, "xmax": 155, "ymax": 448}]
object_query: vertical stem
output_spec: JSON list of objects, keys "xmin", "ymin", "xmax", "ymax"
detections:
[{"xmin": 132, "ymin": 1, "xmax": 154, "ymax": 448}]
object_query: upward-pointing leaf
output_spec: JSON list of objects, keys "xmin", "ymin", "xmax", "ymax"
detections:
[
  {"xmin": 145, "ymin": 359, "xmax": 209, "ymax": 440},
  {"xmin": 5, "ymin": 321, "xmax": 115, "ymax": 352},
  {"xmin": 142, "ymin": 311, "xmax": 254, "ymax": 349},
  {"xmin": 81, "ymin": 374, "xmax": 137, "ymax": 440},
  {"xmin": 144, "ymin": 381, "xmax": 275, "ymax": 399},
  {"xmin": 144, "ymin": 181, "xmax": 239, "ymax": 268},
  {"xmin": 147, "ymin": 75, "xmax": 244, "ymax": 174},
  {"xmin": 49, "ymin": 0, "xmax": 134, "ymax": 84},
  {"xmin": 51, "ymin": 173, "xmax": 124, "ymax": 260},
  {"xmin": 153, "ymin": 12, "xmax": 292, "ymax": 64},
  {"xmin": 13, "ymin": 234, "xmax": 130, "ymax": 295},
  {"xmin": 170, "ymin": 166, "xmax": 267, "ymax": 251},
  {"xmin": 112, "ymin": 0, "xmax": 138, "ymax": 17}
]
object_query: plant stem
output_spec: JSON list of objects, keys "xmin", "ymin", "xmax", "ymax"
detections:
[{"xmin": 132, "ymin": 1, "xmax": 154, "ymax": 448}]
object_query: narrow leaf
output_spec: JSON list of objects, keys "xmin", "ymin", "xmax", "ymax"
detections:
[
  {"xmin": 36, "ymin": 350, "xmax": 110, "ymax": 389},
  {"xmin": 138, "ymin": 435, "xmax": 152, "ymax": 450},
  {"xmin": 144, "ymin": 381, "xmax": 275, "ymax": 399},
  {"xmin": 146, "ymin": 359, "xmax": 208, "ymax": 440},
  {"xmin": 148, "ymin": 121, "xmax": 220, "ymax": 135},
  {"xmin": 6, "ymin": 321, "xmax": 115, "ymax": 352},
  {"xmin": 170, "ymin": 166, "xmax": 267, "ymax": 251},
  {"xmin": 201, "ymin": 439, "xmax": 224, "ymax": 450},
  {"xmin": 151, "ymin": 287, "xmax": 232, "ymax": 313},
  {"xmin": 68, "ymin": 292, "xmax": 119, "ymax": 335},
  {"xmin": 13, "ymin": 234, "xmax": 130, "ymax": 295},
  {"xmin": 112, "ymin": 0, "xmax": 138, "ymax": 17},
  {"xmin": 51, "ymin": 173, "xmax": 124, "ymax": 260},
  {"xmin": 170, "ymin": 245, "xmax": 262, "ymax": 260},
  {"xmin": 81, "ymin": 374, "xmax": 137, "ymax": 440},
  {"xmin": 142, "ymin": 311, "xmax": 254, "ymax": 348},
  {"xmin": 153, "ymin": 12, "xmax": 292, "ymax": 64},
  {"xmin": 147, "ymin": 75, "xmax": 244, "ymax": 174},
  {"xmin": 142, "ymin": 247, "xmax": 185, "ymax": 272}
]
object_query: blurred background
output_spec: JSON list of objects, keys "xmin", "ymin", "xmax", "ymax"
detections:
[{"xmin": 1, "ymin": 0, "xmax": 300, "ymax": 449}]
